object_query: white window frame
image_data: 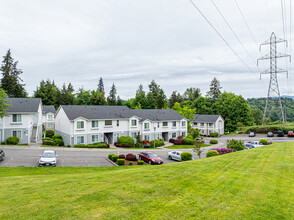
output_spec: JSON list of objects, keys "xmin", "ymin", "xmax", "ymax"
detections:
[
  {"xmin": 162, "ymin": 122, "xmax": 168, "ymax": 127},
  {"xmin": 209, "ymin": 123, "xmax": 214, "ymax": 127},
  {"xmin": 12, "ymin": 114, "xmax": 22, "ymax": 123},
  {"xmin": 77, "ymin": 136, "xmax": 84, "ymax": 144},
  {"xmin": 157, "ymin": 122, "xmax": 160, "ymax": 128},
  {"xmin": 131, "ymin": 119, "xmax": 137, "ymax": 127},
  {"xmin": 117, "ymin": 133, "xmax": 120, "ymax": 140},
  {"xmin": 193, "ymin": 122, "xmax": 197, "ymax": 126},
  {"xmin": 117, "ymin": 120, "xmax": 119, "ymax": 126},
  {"xmin": 172, "ymin": 121, "xmax": 176, "ymax": 127},
  {"xmin": 12, "ymin": 130, "xmax": 21, "ymax": 139},
  {"xmin": 131, "ymin": 132, "xmax": 136, "ymax": 138},
  {"xmin": 144, "ymin": 135, "xmax": 150, "ymax": 141},
  {"xmin": 182, "ymin": 132, "xmax": 186, "ymax": 137},
  {"xmin": 77, "ymin": 121, "xmax": 84, "ymax": 129},
  {"xmin": 200, "ymin": 123, "xmax": 205, "ymax": 127},
  {"xmin": 182, "ymin": 121, "xmax": 186, "ymax": 127},
  {"xmin": 92, "ymin": 135, "xmax": 99, "ymax": 143},
  {"xmin": 172, "ymin": 133, "xmax": 176, "ymax": 138},
  {"xmin": 92, "ymin": 120, "xmax": 99, "ymax": 128},
  {"xmin": 48, "ymin": 123, "xmax": 53, "ymax": 129},
  {"xmin": 144, "ymin": 123, "xmax": 150, "ymax": 130},
  {"xmin": 105, "ymin": 120, "xmax": 112, "ymax": 126},
  {"xmin": 47, "ymin": 114, "xmax": 53, "ymax": 121}
]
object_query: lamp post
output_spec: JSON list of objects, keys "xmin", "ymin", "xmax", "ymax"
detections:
[{"xmin": 153, "ymin": 126, "xmax": 156, "ymax": 148}]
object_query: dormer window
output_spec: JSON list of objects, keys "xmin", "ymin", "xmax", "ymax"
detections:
[
  {"xmin": 182, "ymin": 121, "xmax": 186, "ymax": 127},
  {"xmin": 47, "ymin": 114, "xmax": 53, "ymax": 121},
  {"xmin": 131, "ymin": 119, "xmax": 137, "ymax": 126},
  {"xmin": 144, "ymin": 122, "xmax": 150, "ymax": 130},
  {"xmin": 12, "ymin": 114, "xmax": 21, "ymax": 123},
  {"xmin": 77, "ymin": 121, "xmax": 84, "ymax": 129}
]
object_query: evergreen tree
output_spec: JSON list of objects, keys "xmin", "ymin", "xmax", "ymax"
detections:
[
  {"xmin": 157, "ymin": 88, "xmax": 168, "ymax": 109},
  {"xmin": 90, "ymin": 90, "xmax": 106, "ymax": 105},
  {"xmin": 183, "ymin": 87, "xmax": 201, "ymax": 101},
  {"xmin": 169, "ymin": 91, "xmax": 182, "ymax": 108},
  {"xmin": 117, "ymin": 96, "xmax": 123, "ymax": 105},
  {"xmin": 133, "ymin": 84, "xmax": 147, "ymax": 108},
  {"xmin": 107, "ymin": 83, "xmax": 117, "ymax": 105},
  {"xmin": 0, "ymin": 49, "xmax": 27, "ymax": 97},
  {"xmin": 75, "ymin": 88, "xmax": 92, "ymax": 105},
  {"xmin": 58, "ymin": 83, "xmax": 75, "ymax": 105},
  {"xmin": 34, "ymin": 79, "xmax": 59, "ymax": 107},
  {"xmin": 0, "ymin": 84, "xmax": 11, "ymax": 118},
  {"xmin": 97, "ymin": 77, "xmax": 104, "ymax": 93},
  {"xmin": 206, "ymin": 77, "xmax": 222, "ymax": 100}
]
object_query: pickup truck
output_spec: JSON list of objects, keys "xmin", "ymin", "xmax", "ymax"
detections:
[{"xmin": 288, "ymin": 131, "xmax": 294, "ymax": 137}]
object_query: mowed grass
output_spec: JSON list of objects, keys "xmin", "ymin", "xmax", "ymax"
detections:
[
  {"xmin": 0, "ymin": 143, "xmax": 293, "ymax": 219},
  {"xmin": 165, "ymin": 144, "xmax": 211, "ymax": 149}
]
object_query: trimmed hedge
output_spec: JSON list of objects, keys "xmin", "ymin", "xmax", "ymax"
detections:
[
  {"xmin": 245, "ymin": 125, "xmax": 294, "ymax": 134},
  {"xmin": 117, "ymin": 159, "xmax": 125, "ymax": 166},
  {"xmin": 126, "ymin": 153, "xmax": 137, "ymax": 161},
  {"xmin": 111, "ymin": 155, "xmax": 118, "ymax": 162},
  {"xmin": 206, "ymin": 150, "xmax": 219, "ymax": 157},
  {"xmin": 108, "ymin": 154, "xmax": 116, "ymax": 160},
  {"xmin": 54, "ymin": 139, "xmax": 64, "ymax": 146},
  {"xmin": 135, "ymin": 143, "xmax": 142, "ymax": 148},
  {"xmin": 150, "ymin": 139, "xmax": 164, "ymax": 147},
  {"xmin": 74, "ymin": 144, "xmax": 87, "ymax": 148},
  {"xmin": 118, "ymin": 136, "xmax": 135, "ymax": 147},
  {"xmin": 119, "ymin": 154, "xmax": 125, "ymax": 159},
  {"xmin": 74, "ymin": 143, "xmax": 109, "ymax": 148},
  {"xmin": 259, "ymin": 138, "xmax": 268, "ymax": 145},
  {"xmin": 52, "ymin": 135, "xmax": 62, "ymax": 140},
  {"xmin": 210, "ymin": 140, "xmax": 218, "ymax": 144},
  {"xmin": 169, "ymin": 138, "xmax": 176, "ymax": 143},
  {"xmin": 45, "ymin": 130, "xmax": 54, "ymax": 138},
  {"xmin": 209, "ymin": 132, "xmax": 219, "ymax": 137},
  {"xmin": 138, "ymin": 160, "xmax": 144, "ymax": 165},
  {"xmin": 129, "ymin": 161, "xmax": 133, "ymax": 165},
  {"xmin": 181, "ymin": 152, "xmax": 193, "ymax": 161},
  {"xmin": 174, "ymin": 140, "xmax": 185, "ymax": 145},
  {"xmin": 6, "ymin": 136, "xmax": 20, "ymax": 145}
]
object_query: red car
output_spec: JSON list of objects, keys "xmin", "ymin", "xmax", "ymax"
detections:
[
  {"xmin": 288, "ymin": 131, "xmax": 294, "ymax": 137},
  {"xmin": 138, "ymin": 152, "xmax": 163, "ymax": 165}
]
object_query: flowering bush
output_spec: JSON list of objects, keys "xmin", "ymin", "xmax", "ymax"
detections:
[
  {"xmin": 211, "ymin": 148, "xmax": 233, "ymax": 155},
  {"xmin": 142, "ymin": 140, "xmax": 150, "ymax": 145},
  {"xmin": 169, "ymin": 138, "xmax": 176, "ymax": 143},
  {"xmin": 174, "ymin": 140, "xmax": 185, "ymax": 145},
  {"xmin": 177, "ymin": 135, "xmax": 184, "ymax": 140}
]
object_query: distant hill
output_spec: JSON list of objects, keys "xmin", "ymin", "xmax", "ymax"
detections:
[{"xmin": 281, "ymin": 95, "xmax": 294, "ymax": 99}]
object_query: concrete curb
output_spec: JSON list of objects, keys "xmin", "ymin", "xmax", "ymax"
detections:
[{"xmin": 105, "ymin": 158, "xmax": 118, "ymax": 166}]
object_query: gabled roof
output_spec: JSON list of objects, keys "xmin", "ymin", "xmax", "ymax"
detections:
[
  {"xmin": 61, "ymin": 105, "xmax": 134, "ymax": 120},
  {"xmin": 192, "ymin": 114, "xmax": 222, "ymax": 123},
  {"xmin": 131, "ymin": 109, "xmax": 185, "ymax": 122},
  {"xmin": 6, "ymin": 98, "xmax": 41, "ymax": 113},
  {"xmin": 42, "ymin": 105, "xmax": 56, "ymax": 114}
]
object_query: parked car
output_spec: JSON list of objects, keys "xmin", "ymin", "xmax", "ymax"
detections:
[
  {"xmin": 38, "ymin": 150, "xmax": 58, "ymax": 167},
  {"xmin": 277, "ymin": 130, "xmax": 285, "ymax": 137},
  {"xmin": 250, "ymin": 141, "xmax": 264, "ymax": 148},
  {"xmin": 267, "ymin": 132, "xmax": 274, "ymax": 137},
  {"xmin": 288, "ymin": 131, "xmax": 294, "ymax": 137},
  {"xmin": 244, "ymin": 143, "xmax": 254, "ymax": 149},
  {"xmin": 168, "ymin": 151, "xmax": 183, "ymax": 161},
  {"xmin": 0, "ymin": 149, "xmax": 5, "ymax": 161},
  {"xmin": 268, "ymin": 139, "xmax": 273, "ymax": 145},
  {"xmin": 249, "ymin": 132, "xmax": 255, "ymax": 137},
  {"xmin": 137, "ymin": 152, "xmax": 163, "ymax": 165}
]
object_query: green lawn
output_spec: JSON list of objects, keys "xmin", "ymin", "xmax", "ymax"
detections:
[
  {"xmin": 0, "ymin": 142, "xmax": 293, "ymax": 219},
  {"xmin": 165, "ymin": 144, "xmax": 211, "ymax": 149}
]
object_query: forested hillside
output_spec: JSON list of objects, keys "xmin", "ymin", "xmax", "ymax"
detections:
[{"xmin": 247, "ymin": 97, "xmax": 294, "ymax": 122}]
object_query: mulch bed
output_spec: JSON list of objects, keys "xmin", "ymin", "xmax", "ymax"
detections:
[{"xmin": 116, "ymin": 160, "xmax": 145, "ymax": 166}]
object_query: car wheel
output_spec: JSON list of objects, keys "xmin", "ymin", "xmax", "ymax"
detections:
[
  {"xmin": 149, "ymin": 160, "xmax": 152, "ymax": 165},
  {"xmin": 168, "ymin": 156, "xmax": 172, "ymax": 160}
]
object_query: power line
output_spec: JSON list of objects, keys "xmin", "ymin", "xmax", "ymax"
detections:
[
  {"xmin": 210, "ymin": 0, "xmax": 257, "ymax": 67},
  {"xmin": 188, "ymin": 0, "xmax": 258, "ymax": 78}
]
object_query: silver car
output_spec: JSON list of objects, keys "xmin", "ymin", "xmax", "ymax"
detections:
[
  {"xmin": 38, "ymin": 150, "xmax": 58, "ymax": 167},
  {"xmin": 168, "ymin": 151, "xmax": 183, "ymax": 161}
]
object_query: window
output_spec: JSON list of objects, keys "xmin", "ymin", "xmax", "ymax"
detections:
[
  {"xmin": 193, "ymin": 122, "xmax": 197, "ymax": 126},
  {"xmin": 144, "ymin": 135, "xmax": 150, "ymax": 140},
  {"xmin": 172, "ymin": 121, "xmax": 176, "ymax": 127},
  {"xmin": 92, "ymin": 121, "xmax": 99, "ymax": 128},
  {"xmin": 157, "ymin": 134, "xmax": 160, "ymax": 139},
  {"xmin": 12, "ymin": 130, "xmax": 21, "ymax": 138},
  {"xmin": 182, "ymin": 121, "xmax": 186, "ymax": 126},
  {"xmin": 162, "ymin": 122, "xmax": 168, "ymax": 127},
  {"xmin": 144, "ymin": 123, "xmax": 150, "ymax": 130},
  {"xmin": 105, "ymin": 120, "xmax": 112, "ymax": 126},
  {"xmin": 12, "ymin": 114, "xmax": 21, "ymax": 123},
  {"xmin": 92, "ymin": 135, "xmax": 99, "ymax": 143},
  {"xmin": 48, "ymin": 123, "xmax": 53, "ymax": 129},
  {"xmin": 77, "ymin": 121, "xmax": 84, "ymax": 129},
  {"xmin": 131, "ymin": 119, "xmax": 137, "ymax": 126},
  {"xmin": 157, "ymin": 122, "xmax": 160, "ymax": 128},
  {"xmin": 209, "ymin": 123, "xmax": 213, "ymax": 127},
  {"xmin": 47, "ymin": 114, "xmax": 53, "ymax": 121},
  {"xmin": 117, "ymin": 120, "xmax": 119, "ymax": 126},
  {"xmin": 200, "ymin": 130, "xmax": 204, "ymax": 134},
  {"xmin": 182, "ymin": 132, "xmax": 186, "ymax": 137},
  {"xmin": 172, "ymin": 133, "xmax": 176, "ymax": 138},
  {"xmin": 77, "ymin": 136, "xmax": 84, "ymax": 144},
  {"xmin": 131, "ymin": 132, "xmax": 136, "ymax": 138},
  {"xmin": 200, "ymin": 123, "xmax": 204, "ymax": 127},
  {"xmin": 117, "ymin": 133, "xmax": 120, "ymax": 140}
]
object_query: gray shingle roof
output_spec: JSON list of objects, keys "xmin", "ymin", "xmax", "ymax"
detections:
[
  {"xmin": 192, "ymin": 114, "xmax": 222, "ymax": 123},
  {"xmin": 61, "ymin": 105, "xmax": 134, "ymax": 120},
  {"xmin": 6, "ymin": 98, "xmax": 41, "ymax": 113},
  {"xmin": 42, "ymin": 105, "xmax": 56, "ymax": 114},
  {"xmin": 131, "ymin": 109, "xmax": 185, "ymax": 121}
]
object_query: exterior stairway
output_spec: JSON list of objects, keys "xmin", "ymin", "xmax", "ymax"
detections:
[{"xmin": 30, "ymin": 125, "xmax": 37, "ymax": 143}]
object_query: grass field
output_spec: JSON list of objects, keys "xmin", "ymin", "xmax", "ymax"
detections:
[
  {"xmin": 165, "ymin": 144, "xmax": 211, "ymax": 149},
  {"xmin": 0, "ymin": 142, "xmax": 293, "ymax": 219}
]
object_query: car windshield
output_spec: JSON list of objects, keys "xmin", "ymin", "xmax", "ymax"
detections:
[
  {"xmin": 289, "ymin": 131, "xmax": 293, "ymax": 133},
  {"xmin": 148, "ymin": 153, "xmax": 158, "ymax": 158},
  {"xmin": 250, "ymin": 132, "xmax": 254, "ymax": 134},
  {"xmin": 42, "ymin": 152, "xmax": 55, "ymax": 158}
]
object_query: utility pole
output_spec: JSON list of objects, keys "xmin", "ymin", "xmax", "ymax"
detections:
[{"xmin": 257, "ymin": 32, "xmax": 291, "ymax": 126}]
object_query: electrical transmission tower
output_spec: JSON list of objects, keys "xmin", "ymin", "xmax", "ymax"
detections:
[{"xmin": 257, "ymin": 32, "xmax": 291, "ymax": 126}]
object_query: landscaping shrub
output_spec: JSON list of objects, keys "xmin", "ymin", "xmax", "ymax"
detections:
[
  {"xmin": 117, "ymin": 159, "xmax": 125, "ymax": 166},
  {"xmin": 116, "ymin": 144, "xmax": 131, "ymax": 148},
  {"xmin": 114, "ymin": 142, "xmax": 119, "ymax": 146},
  {"xmin": 66, "ymin": 145, "xmax": 71, "ymax": 148},
  {"xmin": 177, "ymin": 135, "xmax": 184, "ymax": 140},
  {"xmin": 42, "ymin": 139, "xmax": 55, "ymax": 146},
  {"xmin": 111, "ymin": 155, "xmax": 118, "ymax": 162},
  {"xmin": 74, "ymin": 144, "xmax": 87, "ymax": 148},
  {"xmin": 211, "ymin": 148, "xmax": 233, "ymax": 155},
  {"xmin": 150, "ymin": 139, "xmax": 165, "ymax": 147},
  {"xmin": 119, "ymin": 154, "xmax": 125, "ymax": 159},
  {"xmin": 92, "ymin": 143, "xmax": 109, "ymax": 148},
  {"xmin": 138, "ymin": 160, "xmax": 144, "ymax": 165},
  {"xmin": 45, "ymin": 130, "xmax": 54, "ymax": 138},
  {"xmin": 183, "ymin": 137, "xmax": 193, "ymax": 145},
  {"xmin": 227, "ymin": 139, "xmax": 244, "ymax": 151},
  {"xmin": 259, "ymin": 138, "xmax": 268, "ymax": 145},
  {"xmin": 117, "ymin": 136, "xmax": 134, "ymax": 147},
  {"xmin": 206, "ymin": 150, "xmax": 219, "ymax": 157},
  {"xmin": 52, "ymin": 135, "xmax": 62, "ymax": 140},
  {"xmin": 1, "ymin": 141, "xmax": 6, "ymax": 145},
  {"xmin": 174, "ymin": 140, "xmax": 185, "ymax": 145},
  {"xmin": 181, "ymin": 152, "xmax": 193, "ymax": 161},
  {"xmin": 210, "ymin": 140, "xmax": 218, "ymax": 144},
  {"xmin": 54, "ymin": 139, "xmax": 63, "ymax": 146},
  {"xmin": 6, "ymin": 136, "xmax": 20, "ymax": 145},
  {"xmin": 135, "ymin": 143, "xmax": 142, "ymax": 148},
  {"xmin": 209, "ymin": 132, "xmax": 219, "ymax": 137},
  {"xmin": 129, "ymin": 161, "xmax": 133, "ymax": 165},
  {"xmin": 126, "ymin": 153, "xmax": 137, "ymax": 161},
  {"xmin": 169, "ymin": 138, "xmax": 176, "ymax": 143},
  {"xmin": 108, "ymin": 154, "xmax": 116, "ymax": 160}
]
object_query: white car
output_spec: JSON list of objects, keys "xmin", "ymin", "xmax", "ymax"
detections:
[
  {"xmin": 249, "ymin": 141, "xmax": 264, "ymax": 148},
  {"xmin": 168, "ymin": 151, "xmax": 183, "ymax": 161},
  {"xmin": 38, "ymin": 150, "xmax": 58, "ymax": 167}
]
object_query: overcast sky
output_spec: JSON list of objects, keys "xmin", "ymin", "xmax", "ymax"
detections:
[{"xmin": 0, "ymin": 0, "xmax": 292, "ymax": 99}]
